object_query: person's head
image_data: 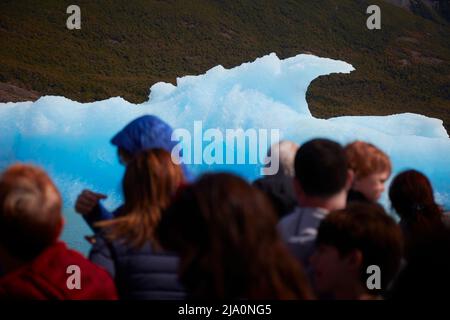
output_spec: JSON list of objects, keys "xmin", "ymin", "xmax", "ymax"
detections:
[
  {"xmin": 112, "ymin": 115, "xmax": 192, "ymax": 180},
  {"xmin": 157, "ymin": 173, "xmax": 313, "ymax": 300},
  {"xmin": 388, "ymin": 172, "xmax": 450, "ymax": 299},
  {"xmin": 389, "ymin": 170, "xmax": 442, "ymax": 223},
  {"xmin": 345, "ymin": 141, "xmax": 391, "ymax": 202},
  {"xmin": 96, "ymin": 148, "xmax": 185, "ymax": 248},
  {"xmin": 264, "ymin": 140, "xmax": 300, "ymax": 177},
  {"xmin": 388, "ymin": 170, "xmax": 444, "ymax": 257},
  {"xmin": 111, "ymin": 115, "xmax": 178, "ymax": 165},
  {"xmin": 311, "ymin": 203, "xmax": 402, "ymax": 299},
  {"xmin": 0, "ymin": 164, "xmax": 63, "ymax": 261},
  {"xmin": 294, "ymin": 139, "xmax": 352, "ymax": 210}
]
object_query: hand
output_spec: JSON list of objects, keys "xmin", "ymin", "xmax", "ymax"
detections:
[{"xmin": 75, "ymin": 189, "xmax": 107, "ymax": 215}]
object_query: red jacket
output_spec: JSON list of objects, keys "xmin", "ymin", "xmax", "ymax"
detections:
[{"xmin": 0, "ymin": 242, "xmax": 117, "ymax": 300}]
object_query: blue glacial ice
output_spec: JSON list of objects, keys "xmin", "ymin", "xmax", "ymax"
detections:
[{"xmin": 0, "ymin": 53, "xmax": 449, "ymax": 254}]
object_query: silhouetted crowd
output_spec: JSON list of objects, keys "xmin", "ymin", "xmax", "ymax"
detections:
[{"xmin": 1, "ymin": 115, "xmax": 449, "ymax": 300}]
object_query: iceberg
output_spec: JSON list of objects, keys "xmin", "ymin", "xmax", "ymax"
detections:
[{"xmin": 0, "ymin": 53, "xmax": 449, "ymax": 253}]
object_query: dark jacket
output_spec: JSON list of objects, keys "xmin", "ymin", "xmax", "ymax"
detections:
[
  {"xmin": 89, "ymin": 234, "xmax": 185, "ymax": 300},
  {"xmin": 253, "ymin": 173, "xmax": 297, "ymax": 220},
  {"xmin": 0, "ymin": 242, "xmax": 117, "ymax": 300},
  {"xmin": 347, "ymin": 189, "xmax": 372, "ymax": 204}
]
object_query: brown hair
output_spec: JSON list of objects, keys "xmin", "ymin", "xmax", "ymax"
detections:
[
  {"xmin": 345, "ymin": 141, "xmax": 391, "ymax": 179},
  {"xmin": 317, "ymin": 203, "xmax": 403, "ymax": 293},
  {"xmin": 157, "ymin": 173, "xmax": 314, "ymax": 300},
  {"xmin": 96, "ymin": 149, "xmax": 184, "ymax": 248},
  {"xmin": 0, "ymin": 164, "xmax": 63, "ymax": 260},
  {"xmin": 388, "ymin": 170, "xmax": 445, "ymax": 257},
  {"xmin": 389, "ymin": 170, "xmax": 442, "ymax": 223}
]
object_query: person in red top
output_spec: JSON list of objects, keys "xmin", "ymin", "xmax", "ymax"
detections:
[{"xmin": 0, "ymin": 164, "xmax": 117, "ymax": 300}]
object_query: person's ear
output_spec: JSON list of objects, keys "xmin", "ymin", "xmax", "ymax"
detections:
[
  {"xmin": 118, "ymin": 147, "xmax": 132, "ymax": 166},
  {"xmin": 345, "ymin": 249, "xmax": 363, "ymax": 273},
  {"xmin": 293, "ymin": 179, "xmax": 305, "ymax": 204},
  {"xmin": 56, "ymin": 217, "xmax": 65, "ymax": 239},
  {"xmin": 345, "ymin": 169, "xmax": 355, "ymax": 191}
]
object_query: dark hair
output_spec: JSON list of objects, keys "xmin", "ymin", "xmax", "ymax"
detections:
[
  {"xmin": 316, "ymin": 203, "xmax": 403, "ymax": 293},
  {"xmin": 294, "ymin": 139, "xmax": 348, "ymax": 197},
  {"xmin": 96, "ymin": 149, "xmax": 184, "ymax": 248},
  {"xmin": 0, "ymin": 164, "xmax": 63, "ymax": 260},
  {"xmin": 157, "ymin": 173, "xmax": 313, "ymax": 300},
  {"xmin": 389, "ymin": 170, "xmax": 442, "ymax": 224},
  {"xmin": 388, "ymin": 170, "xmax": 445, "ymax": 258}
]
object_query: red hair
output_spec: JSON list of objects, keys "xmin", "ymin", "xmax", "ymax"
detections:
[{"xmin": 345, "ymin": 141, "xmax": 391, "ymax": 179}]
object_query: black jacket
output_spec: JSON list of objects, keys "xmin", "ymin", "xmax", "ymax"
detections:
[
  {"xmin": 347, "ymin": 189, "xmax": 372, "ymax": 204},
  {"xmin": 253, "ymin": 173, "xmax": 297, "ymax": 220}
]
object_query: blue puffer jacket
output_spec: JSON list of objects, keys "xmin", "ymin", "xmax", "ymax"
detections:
[{"xmin": 89, "ymin": 234, "xmax": 185, "ymax": 300}]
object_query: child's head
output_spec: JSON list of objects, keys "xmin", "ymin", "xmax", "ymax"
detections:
[
  {"xmin": 345, "ymin": 141, "xmax": 391, "ymax": 202},
  {"xmin": 311, "ymin": 203, "xmax": 402, "ymax": 299},
  {"xmin": 0, "ymin": 164, "xmax": 63, "ymax": 261}
]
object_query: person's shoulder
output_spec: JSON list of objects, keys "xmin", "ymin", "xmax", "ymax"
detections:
[
  {"xmin": 253, "ymin": 175, "xmax": 274, "ymax": 189},
  {"xmin": 63, "ymin": 242, "xmax": 103, "ymax": 265},
  {"xmin": 347, "ymin": 189, "xmax": 371, "ymax": 204},
  {"xmin": 279, "ymin": 207, "xmax": 301, "ymax": 224},
  {"xmin": 309, "ymin": 207, "xmax": 328, "ymax": 218},
  {"xmin": 442, "ymin": 212, "xmax": 450, "ymax": 228},
  {"xmin": 254, "ymin": 173, "xmax": 289, "ymax": 186},
  {"xmin": 279, "ymin": 206, "xmax": 324, "ymax": 221},
  {"xmin": 278, "ymin": 207, "xmax": 302, "ymax": 238}
]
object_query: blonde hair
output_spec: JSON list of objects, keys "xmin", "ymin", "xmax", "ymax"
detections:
[
  {"xmin": 264, "ymin": 140, "xmax": 300, "ymax": 177},
  {"xmin": 345, "ymin": 141, "xmax": 391, "ymax": 179},
  {"xmin": 0, "ymin": 164, "xmax": 62, "ymax": 260}
]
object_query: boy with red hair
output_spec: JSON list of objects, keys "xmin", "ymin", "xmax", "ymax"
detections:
[{"xmin": 345, "ymin": 141, "xmax": 391, "ymax": 203}]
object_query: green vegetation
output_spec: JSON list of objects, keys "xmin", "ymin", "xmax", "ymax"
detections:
[{"xmin": 0, "ymin": 0, "xmax": 449, "ymax": 132}]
